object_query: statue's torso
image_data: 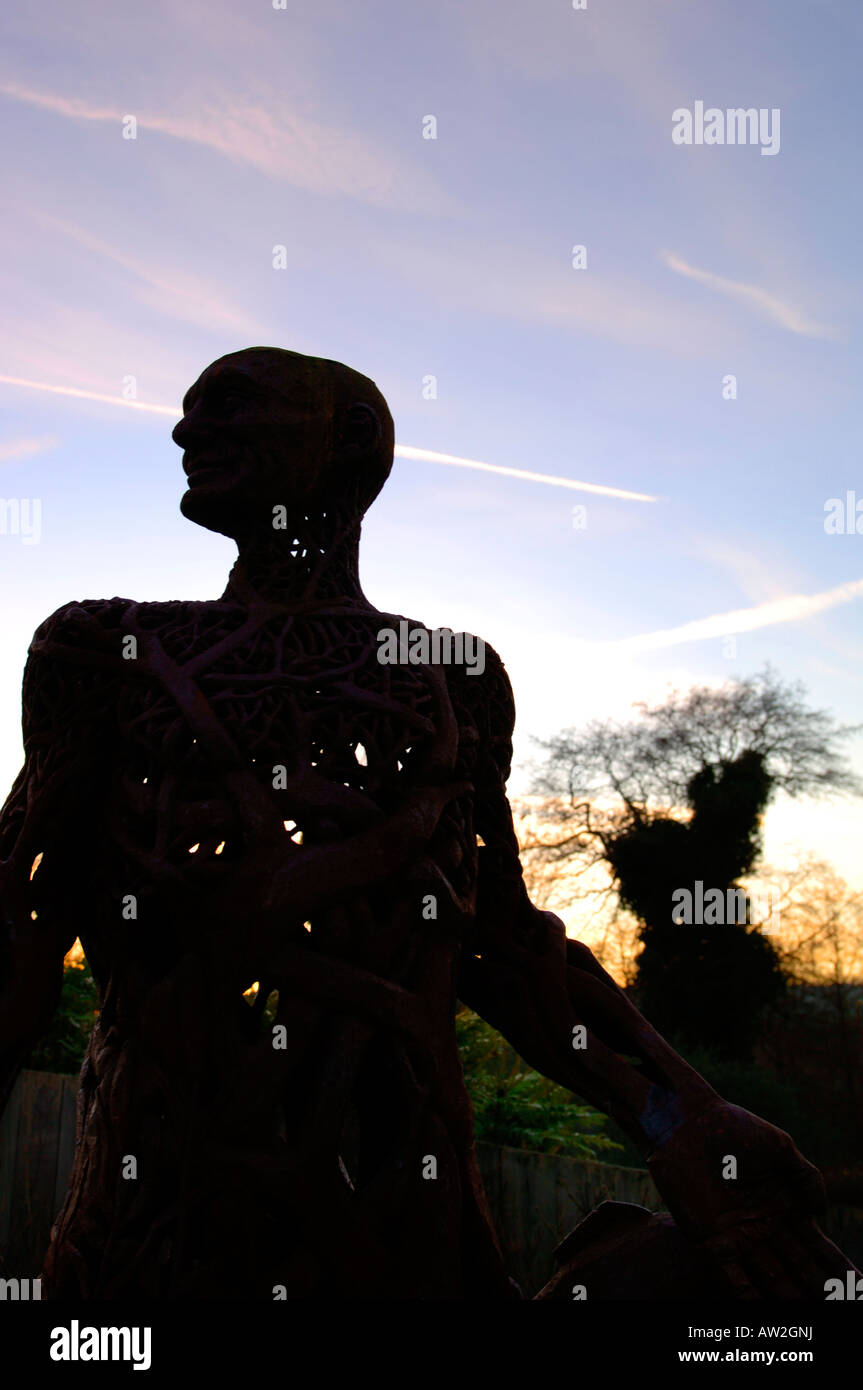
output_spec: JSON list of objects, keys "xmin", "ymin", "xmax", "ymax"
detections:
[{"xmin": 41, "ymin": 596, "xmax": 510, "ymax": 1299}]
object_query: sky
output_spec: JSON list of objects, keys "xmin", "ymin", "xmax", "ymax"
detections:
[{"xmin": 1, "ymin": 0, "xmax": 862, "ymax": 889}]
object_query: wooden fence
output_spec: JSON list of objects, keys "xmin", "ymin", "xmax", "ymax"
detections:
[
  {"xmin": 476, "ymin": 1140, "xmax": 662, "ymax": 1293},
  {"xmin": 0, "ymin": 1071, "xmax": 79, "ymax": 1280},
  {"xmin": 2, "ymin": 1070, "xmax": 861, "ymax": 1295}
]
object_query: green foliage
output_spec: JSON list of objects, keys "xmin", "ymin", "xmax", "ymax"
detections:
[
  {"xmin": 586, "ymin": 1024, "xmax": 826, "ymax": 1172},
  {"xmin": 261, "ymin": 989, "xmax": 279, "ymax": 1031},
  {"xmin": 654, "ymin": 1017, "xmax": 859, "ymax": 1170},
  {"xmin": 25, "ymin": 962, "xmax": 100, "ymax": 1075},
  {"xmin": 455, "ymin": 1006, "xmax": 621, "ymax": 1159},
  {"xmin": 633, "ymin": 917, "xmax": 786, "ymax": 1062},
  {"xmin": 667, "ymin": 1038, "xmax": 805, "ymax": 1141}
]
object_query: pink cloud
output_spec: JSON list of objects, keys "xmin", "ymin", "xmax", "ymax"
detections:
[{"xmin": 0, "ymin": 81, "xmax": 455, "ymax": 214}]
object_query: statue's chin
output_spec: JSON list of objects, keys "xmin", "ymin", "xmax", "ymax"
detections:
[{"xmin": 180, "ymin": 488, "xmax": 242, "ymax": 539}]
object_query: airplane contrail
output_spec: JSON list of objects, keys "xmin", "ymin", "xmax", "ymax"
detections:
[
  {"xmin": 393, "ymin": 445, "xmax": 656, "ymax": 501},
  {"xmin": 0, "ymin": 374, "xmax": 656, "ymax": 502},
  {"xmin": 0, "ymin": 375, "xmax": 178, "ymax": 416}
]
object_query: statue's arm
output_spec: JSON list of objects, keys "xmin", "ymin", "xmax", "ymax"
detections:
[
  {"xmin": 455, "ymin": 652, "xmax": 862, "ymax": 1297},
  {"xmin": 456, "ymin": 649, "xmax": 718, "ymax": 1152},
  {"xmin": 0, "ymin": 604, "xmax": 106, "ymax": 1116}
]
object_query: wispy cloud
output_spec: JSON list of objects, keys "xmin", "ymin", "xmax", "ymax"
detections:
[
  {"xmin": 0, "ymin": 376, "xmax": 655, "ymax": 499},
  {"xmin": 32, "ymin": 214, "xmax": 263, "ymax": 336},
  {"xmin": 0, "ymin": 435, "xmax": 59, "ymax": 464},
  {"xmin": 373, "ymin": 233, "xmax": 732, "ymax": 356},
  {"xmin": 661, "ymin": 251, "xmax": 836, "ymax": 338},
  {"xmin": 605, "ymin": 578, "xmax": 863, "ymax": 653},
  {"xmin": 0, "ymin": 81, "xmax": 453, "ymax": 214}
]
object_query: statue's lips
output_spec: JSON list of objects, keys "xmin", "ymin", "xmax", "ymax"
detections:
[{"xmin": 183, "ymin": 460, "xmax": 231, "ymax": 488}]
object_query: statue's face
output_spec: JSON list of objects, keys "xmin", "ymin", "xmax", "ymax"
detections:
[{"xmin": 174, "ymin": 351, "xmax": 331, "ymax": 538}]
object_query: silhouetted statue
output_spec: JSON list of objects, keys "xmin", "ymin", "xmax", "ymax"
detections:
[{"xmin": 0, "ymin": 349, "xmax": 856, "ymax": 1298}]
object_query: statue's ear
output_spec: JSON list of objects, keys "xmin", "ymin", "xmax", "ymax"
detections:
[{"xmin": 336, "ymin": 402, "xmax": 382, "ymax": 458}]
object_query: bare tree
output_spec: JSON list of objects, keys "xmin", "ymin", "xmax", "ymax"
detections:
[
  {"xmin": 528, "ymin": 668, "xmax": 862, "ymax": 1056},
  {"xmin": 532, "ymin": 666, "xmax": 861, "ymax": 827}
]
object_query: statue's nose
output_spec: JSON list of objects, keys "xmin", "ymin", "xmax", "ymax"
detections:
[
  {"xmin": 172, "ymin": 415, "xmax": 189, "ymax": 447},
  {"xmin": 172, "ymin": 411, "xmax": 205, "ymax": 449}
]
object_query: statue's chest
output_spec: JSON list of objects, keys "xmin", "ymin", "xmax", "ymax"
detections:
[{"xmin": 114, "ymin": 606, "xmax": 469, "ymax": 820}]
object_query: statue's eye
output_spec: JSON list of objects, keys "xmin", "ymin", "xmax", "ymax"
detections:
[{"xmin": 220, "ymin": 389, "xmax": 247, "ymax": 411}]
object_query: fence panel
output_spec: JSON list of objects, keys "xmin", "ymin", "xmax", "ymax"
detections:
[
  {"xmin": 475, "ymin": 1141, "xmax": 662, "ymax": 1294},
  {"xmin": 1, "ymin": 1071, "xmax": 77, "ymax": 1279}
]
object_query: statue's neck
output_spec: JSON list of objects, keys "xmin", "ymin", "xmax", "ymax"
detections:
[{"xmin": 222, "ymin": 516, "xmax": 366, "ymax": 606}]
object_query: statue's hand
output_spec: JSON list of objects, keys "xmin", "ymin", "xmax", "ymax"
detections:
[{"xmin": 647, "ymin": 1099, "xmax": 856, "ymax": 1298}]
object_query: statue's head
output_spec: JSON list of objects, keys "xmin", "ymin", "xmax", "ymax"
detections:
[{"xmin": 173, "ymin": 347, "xmax": 394, "ymax": 539}]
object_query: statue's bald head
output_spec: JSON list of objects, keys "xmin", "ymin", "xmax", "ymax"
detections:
[{"xmin": 174, "ymin": 346, "xmax": 395, "ymax": 539}]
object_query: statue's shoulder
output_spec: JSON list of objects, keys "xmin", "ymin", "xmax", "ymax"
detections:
[
  {"xmin": 29, "ymin": 597, "xmax": 216, "ymax": 648},
  {"xmin": 441, "ymin": 635, "xmax": 515, "ymax": 785},
  {"xmin": 29, "ymin": 596, "xmax": 139, "ymax": 651},
  {"xmin": 374, "ymin": 611, "xmax": 516, "ymax": 740},
  {"xmin": 452, "ymin": 637, "xmax": 515, "ymax": 738},
  {"xmin": 21, "ymin": 597, "xmax": 229, "ymax": 736},
  {"xmin": 22, "ymin": 598, "xmax": 139, "ymax": 736}
]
